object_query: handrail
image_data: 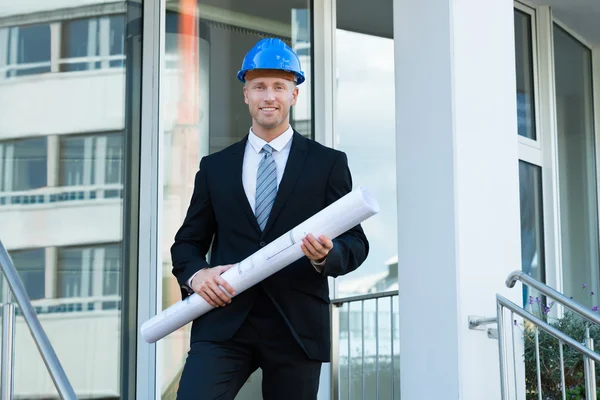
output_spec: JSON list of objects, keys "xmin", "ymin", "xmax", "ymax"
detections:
[
  {"xmin": 331, "ymin": 290, "xmax": 398, "ymax": 306},
  {"xmin": 0, "ymin": 240, "xmax": 77, "ymax": 400},
  {"xmin": 330, "ymin": 289, "xmax": 399, "ymax": 400},
  {"xmin": 496, "ymin": 294, "xmax": 600, "ymax": 363},
  {"xmin": 499, "ymin": 271, "xmax": 600, "ymax": 400},
  {"xmin": 506, "ymin": 270, "xmax": 600, "ymax": 326}
]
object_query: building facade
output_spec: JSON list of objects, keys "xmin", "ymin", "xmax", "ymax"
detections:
[{"xmin": 0, "ymin": 0, "xmax": 598, "ymax": 398}]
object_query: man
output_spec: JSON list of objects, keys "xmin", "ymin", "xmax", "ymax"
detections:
[{"xmin": 171, "ymin": 37, "xmax": 369, "ymax": 400}]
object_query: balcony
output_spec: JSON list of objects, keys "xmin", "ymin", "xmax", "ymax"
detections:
[{"xmin": 0, "ymin": 184, "xmax": 123, "ymax": 250}]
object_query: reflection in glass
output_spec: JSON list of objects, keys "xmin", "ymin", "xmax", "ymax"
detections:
[
  {"xmin": 554, "ymin": 25, "xmax": 599, "ymax": 307},
  {"xmin": 159, "ymin": 1, "xmax": 313, "ymax": 398},
  {"xmin": 0, "ymin": 137, "xmax": 47, "ymax": 191},
  {"xmin": 10, "ymin": 249, "xmax": 46, "ymax": 300},
  {"xmin": 338, "ymin": 297, "xmax": 400, "ymax": 400},
  {"xmin": 3, "ymin": 24, "xmax": 52, "ymax": 77},
  {"xmin": 518, "ymin": 161, "xmax": 546, "ymax": 309},
  {"xmin": 514, "ymin": 10, "xmax": 537, "ymax": 140},
  {"xmin": 334, "ymin": 18, "xmax": 397, "ymax": 299},
  {"xmin": 0, "ymin": 2, "xmax": 131, "ymax": 398}
]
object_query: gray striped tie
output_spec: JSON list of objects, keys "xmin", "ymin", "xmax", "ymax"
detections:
[{"xmin": 255, "ymin": 144, "xmax": 277, "ymax": 231}]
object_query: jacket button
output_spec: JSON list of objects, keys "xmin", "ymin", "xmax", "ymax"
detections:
[{"xmin": 260, "ymin": 241, "xmax": 266, "ymax": 247}]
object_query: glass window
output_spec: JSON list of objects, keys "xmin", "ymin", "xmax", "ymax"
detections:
[
  {"xmin": 5, "ymin": 24, "xmax": 51, "ymax": 77},
  {"xmin": 0, "ymin": 3, "xmax": 138, "ymax": 399},
  {"xmin": 57, "ymin": 244, "xmax": 121, "ymax": 300},
  {"xmin": 334, "ymin": 7, "xmax": 396, "ymax": 300},
  {"xmin": 59, "ymin": 132, "xmax": 123, "ymax": 187},
  {"xmin": 61, "ymin": 15, "xmax": 126, "ymax": 72},
  {"xmin": 61, "ymin": 18, "xmax": 101, "ymax": 71},
  {"xmin": 334, "ymin": 2, "xmax": 398, "ymax": 399},
  {"xmin": 159, "ymin": 1, "xmax": 313, "ymax": 398},
  {"xmin": 553, "ymin": 25, "xmax": 599, "ymax": 307},
  {"xmin": 518, "ymin": 161, "xmax": 546, "ymax": 309},
  {"xmin": 108, "ymin": 15, "xmax": 125, "ymax": 68},
  {"xmin": 10, "ymin": 248, "xmax": 45, "ymax": 300},
  {"xmin": 514, "ymin": 10, "xmax": 537, "ymax": 140},
  {"xmin": 0, "ymin": 137, "xmax": 47, "ymax": 192}
]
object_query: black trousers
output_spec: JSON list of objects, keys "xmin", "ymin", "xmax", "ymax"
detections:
[{"xmin": 176, "ymin": 289, "xmax": 322, "ymax": 400}]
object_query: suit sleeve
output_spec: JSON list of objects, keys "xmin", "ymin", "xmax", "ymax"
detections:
[
  {"xmin": 170, "ymin": 157, "xmax": 216, "ymax": 299},
  {"xmin": 321, "ymin": 152, "xmax": 370, "ymax": 278}
]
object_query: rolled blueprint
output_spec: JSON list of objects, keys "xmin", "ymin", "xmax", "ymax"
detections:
[{"xmin": 141, "ymin": 187, "xmax": 379, "ymax": 343}]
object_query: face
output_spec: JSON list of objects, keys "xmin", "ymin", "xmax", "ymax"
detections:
[{"xmin": 243, "ymin": 76, "xmax": 299, "ymax": 134}]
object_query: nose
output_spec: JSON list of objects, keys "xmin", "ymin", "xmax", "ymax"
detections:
[{"xmin": 264, "ymin": 88, "xmax": 276, "ymax": 101}]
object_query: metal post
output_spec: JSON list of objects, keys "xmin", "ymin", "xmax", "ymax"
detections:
[
  {"xmin": 1, "ymin": 303, "xmax": 15, "ymax": 400},
  {"xmin": 496, "ymin": 301, "xmax": 508, "ymax": 400},
  {"xmin": 330, "ymin": 304, "xmax": 340, "ymax": 400},
  {"xmin": 585, "ymin": 327, "xmax": 597, "ymax": 400},
  {"xmin": 0, "ymin": 242, "xmax": 77, "ymax": 400}
]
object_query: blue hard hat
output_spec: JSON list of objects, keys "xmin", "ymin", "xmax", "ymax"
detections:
[{"xmin": 237, "ymin": 38, "xmax": 305, "ymax": 85}]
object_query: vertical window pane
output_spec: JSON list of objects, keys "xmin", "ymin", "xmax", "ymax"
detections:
[
  {"xmin": 334, "ymin": 2, "xmax": 397, "ymax": 399},
  {"xmin": 11, "ymin": 248, "xmax": 45, "ymax": 300},
  {"xmin": 0, "ymin": 137, "xmax": 47, "ymax": 191},
  {"xmin": 9, "ymin": 24, "xmax": 51, "ymax": 77},
  {"xmin": 334, "ymin": 6, "xmax": 396, "ymax": 299},
  {"xmin": 518, "ymin": 161, "xmax": 546, "ymax": 308},
  {"xmin": 514, "ymin": 10, "xmax": 537, "ymax": 140},
  {"xmin": 105, "ymin": 133, "xmax": 123, "ymax": 184},
  {"xmin": 554, "ymin": 25, "xmax": 599, "ymax": 307},
  {"xmin": 109, "ymin": 15, "xmax": 125, "ymax": 68},
  {"xmin": 0, "ymin": 3, "xmax": 138, "ymax": 398},
  {"xmin": 57, "ymin": 247, "xmax": 89, "ymax": 298},
  {"xmin": 160, "ymin": 2, "xmax": 313, "ymax": 398},
  {"xmin": 59, "ymin": 136, "xmax": 88, "ymax": 186},
  {"xmin": 103, "ymin": 244, "xmax": 121, "ymax": 296},
  {"xmin": 61, "ymin": 18, "xmax": 100, "ymax": 71}
]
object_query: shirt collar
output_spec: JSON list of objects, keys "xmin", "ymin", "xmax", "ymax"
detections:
[{"xmin": 248, "ymin": 125, "xmax": 294, "ymax": 154}]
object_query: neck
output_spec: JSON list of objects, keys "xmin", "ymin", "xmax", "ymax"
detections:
[{"xmin": 252, "ymin": 122, "xmax": 289, "ymax": 142}]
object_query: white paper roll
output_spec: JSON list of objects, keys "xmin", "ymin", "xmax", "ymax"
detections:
[{"xmin": 141, "ymin": 187, "xmax": 380, "ymax": 343}]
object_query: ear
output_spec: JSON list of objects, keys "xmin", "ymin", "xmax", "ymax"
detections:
[
  {"xmin": 290, "ymin": 86, "xmax": 299, "ymax": 106},
  {"xmin": 243, "ymin": 86, "xmax": 249, "ymax": 105}
]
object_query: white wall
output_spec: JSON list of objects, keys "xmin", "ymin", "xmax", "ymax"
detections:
[
  {"xmin": 0, "ymin": 71, "xmax": 125, "ymax": 139},
  {"xmin": 0, "ymin": 200, "xmax": 122, "ymax": 250},
  {"xmin": 394, "ymin": 0, "xmax": 522, "ymax": 398},
  {"xmin": 10, "ymin": 311, "xmax": 120, "ymax": 399}
]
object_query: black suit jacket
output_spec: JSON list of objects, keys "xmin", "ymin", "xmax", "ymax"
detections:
[{"xmin": 170, "ymin": 131, "xmax": 369, "ymax": 361}]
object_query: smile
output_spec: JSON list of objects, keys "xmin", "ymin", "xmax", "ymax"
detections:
[{"xmin": 260, "ymin": 107, "xmax": 277, "ymax": 111}]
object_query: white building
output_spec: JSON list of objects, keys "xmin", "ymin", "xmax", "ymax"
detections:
[{"xmin": 0, "ymin": 0, "xmax": 598, "ymax": 399}]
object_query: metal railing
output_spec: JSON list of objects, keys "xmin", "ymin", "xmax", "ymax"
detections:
[
  {"xmin": 330, "ymin": 290, "xmax": 399, "ymax": 400},
  {"xmin": 0, "ymin": 240, "xmax": 77, "ymax": 400},
  {"xmin": 497, "ymin": 270, "xmax": 600, "ymax": 400}
]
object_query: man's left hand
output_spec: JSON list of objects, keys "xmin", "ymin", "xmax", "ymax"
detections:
[{"xmin": 301, "ymin": 234, "xmax": 333, "ymax": 263}]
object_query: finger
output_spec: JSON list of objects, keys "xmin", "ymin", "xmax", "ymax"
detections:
[
  {"xmin": 308, "ymin": 235, "xmax": 325, "ymax": 252},
  {"xmin": 215, "ymin": 276, "xmax": 236, "ymax": 297},
  {"xmin": 302, "ymin": 242, "xmax": 324, "ymax": 262},
  {"xmin": 302, "ymin": 238, "xmax": 320, "ymax": 257},
  {"xmin": 304, "ymin": 236, "xmax": 327, "ymax": 258},
  {"xmin": 300, "ymin": 243, "xmax": 316, "ymax": 259},
  {"xmin": 218, "ymin": 264, "xmax": 233, "ymax": 274},
  {"xmin": 205, "ymin": 286, "xmax": 226, "ymax": 307},
  {"xmin": 209, "ymin": 280, "xmax": 231, "ymax": 305},
  {"xmin": 198, "ymin": 287, "xmax": 219, "ymax": 308},
  {"xmin": 318, "ymin": 235, "xmax": 334, "ymax": 250}
]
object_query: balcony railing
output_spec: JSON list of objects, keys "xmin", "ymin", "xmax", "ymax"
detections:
[
  {"xmin": 0, "ymin": 184, "xmax": 123, "ymax": 207},
  {"xmin": 331, "ymin": 290, "xmax": 400, "ymax": 400}
]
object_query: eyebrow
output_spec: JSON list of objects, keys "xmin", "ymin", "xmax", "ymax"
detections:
[{"xmin": 251, "ymin": 81, "xmax": 289, "ymax": 87}]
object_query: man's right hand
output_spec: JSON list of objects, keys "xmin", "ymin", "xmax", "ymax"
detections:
[{"xmin": 191, "ymin": 265, "xmax": 236, "ymax": 307}]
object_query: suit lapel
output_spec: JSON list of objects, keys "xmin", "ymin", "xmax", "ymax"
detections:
[
  {"xmin": 229, "ymin": 136, "xmax": 262, "ymax": 235},
  {"xmin": 262, "ymin": 131, "xmax": 309, "ymax": 237}
]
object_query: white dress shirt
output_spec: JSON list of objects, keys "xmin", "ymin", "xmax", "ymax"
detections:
[
  {"xmin": 242, "ymin": 126, "xmax": 294, "ymax": 213},
  {"xmin": 187, "ymin": 126, "xmax": 324, "ymax": 289}
]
